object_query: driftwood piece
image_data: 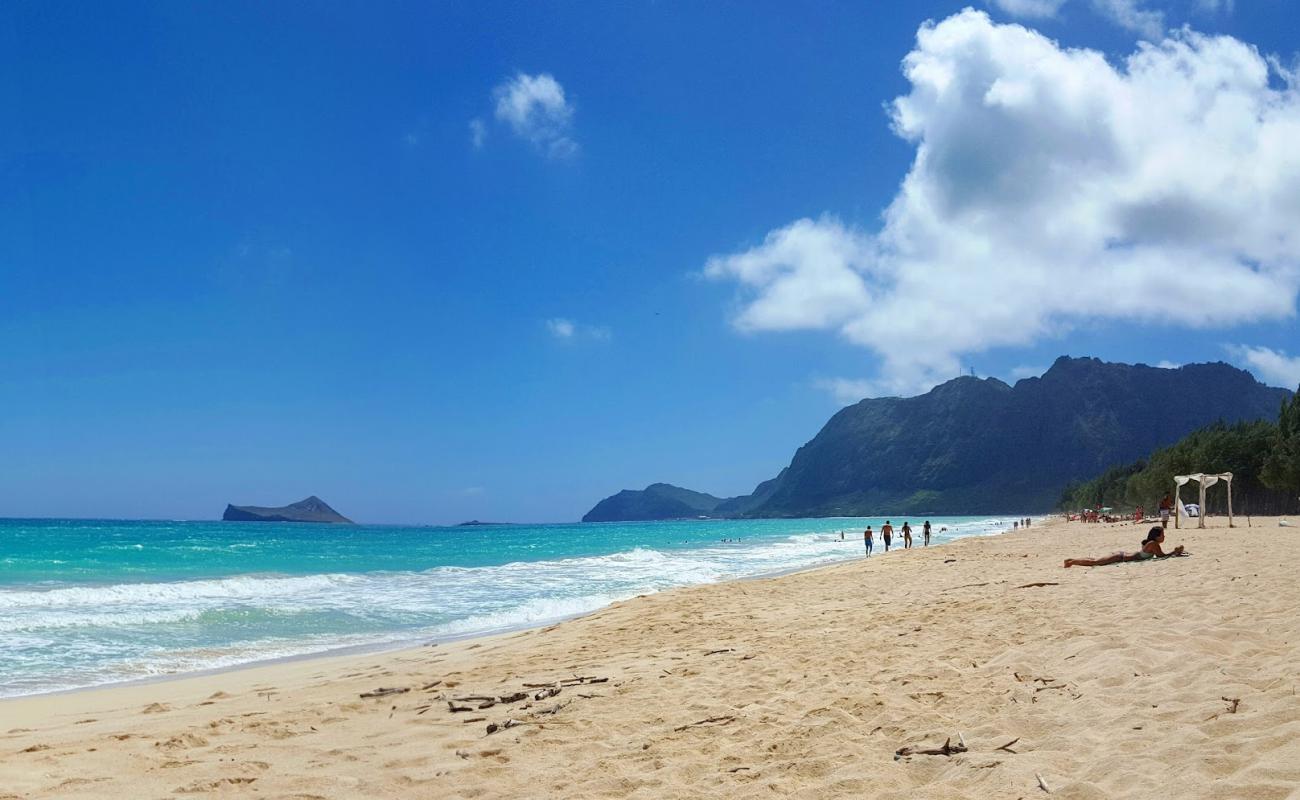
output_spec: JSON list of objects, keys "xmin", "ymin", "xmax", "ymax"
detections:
[
  {"xmin": 477, "ymin": 700, "xmax": 496, "ymax": 710},
  {"xmin": 704, "ymin": 648, "xmax": 735, "ymax": 656},
  {"xmin": 486, "ymin": 718, "xmax": 526, "ymax": 735},
  {"xmin": 535, "ymin": 700, "xmax": 570, "ymax": 716},
  {"xmin": 1016, "ymin": 582, "xmax": 1060, "ymax": 589},
  {"xmin": 447, "ymin": 701, "xmax": 474, "ymax": 713},
  {"xmin": 523, "ymin": 682, "xmax": 559, "ymax": 689},
  {"xmin": 420, "ymin": 681, "xmax": 442, "ymax": 691},
  {"xmin": 533, "ymin": 686, "xmax": 562, "ymax": 701},
  {"xmin": 360, "ymin": 687, "xmax": 409, "ymax": 699},
  {"xmin": 941, "ymin": 581, "xmax": 999, "ymax": 593},
  {"xmin": 461, "ymin": 717, "xmax": 486, "ymax": 724},
  {"xmin": 674, "ymin": 715, "xmax": 736, "ymax": 732},
  {"xmin": 995, "ymin": 737, "xmax": 1021, "ymax": 753},
  {"xmin": 1036, "ymin": 772, "xmax": 1052, "ymax": 793},
  {"xmin": 499, "ymin": 691, "xmax": 529, "ymax": 704},
  {"xmin": 895, "ymin": 736, "xmax": 968, "ymax": 759}
]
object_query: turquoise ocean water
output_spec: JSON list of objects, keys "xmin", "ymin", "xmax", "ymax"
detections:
[{"xmin": 0, "ymin": 515, "xmax": 1025, "ymax": 697}]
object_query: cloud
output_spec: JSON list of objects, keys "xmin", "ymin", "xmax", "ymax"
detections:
[
  {"xmin": 545, "ymin": 317, "xmax": 610, "ymax": 342},
  {"xmin": 989, "ymin": 0, "xmax": 1068, "ymax": 18},
  {"xmin": 468, "ymin": 118, "xmax": 487, "ymax": 150},
  {"xmin": 1226, "ymin": 345, "xmax": 1300, "ymax": 389},
  {"xmin": 1090, "ymin": 0, "xmax": 1164, "ymax": 39},
  {"xmin": 706, "ymin": 10, "xmax": 1300, "ymax": 397},
  {"xmin": 1195, "ymin": 0, "xmax": 1234, "ymax": 14},
  {"xmin": 990, "ymin": 0, "xmax": 1165, "ymax": 39},
  {"xmin": 493, "ymin": 73, "xmax": 577, "ymax": 159},
  {"xmin": 814, "ymin": 377, "xmax": 876, "ymax": 405},
  {"xmin": 546, "ymin": 318, "xmax": 576, "ymax": 339},
  {"xmin": 1155, "ymin": 360, "xmax": 1182, "ymax": 369}
]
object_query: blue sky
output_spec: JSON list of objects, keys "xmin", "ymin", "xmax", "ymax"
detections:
[{"xmin": 3, "ymin": 1, "xmax": 1299, "ymax": 523}]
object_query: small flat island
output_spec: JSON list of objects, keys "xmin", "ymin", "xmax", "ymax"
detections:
[{"xmin": 222, "ymin": 496, "xmax": 353, "ymax": 524}]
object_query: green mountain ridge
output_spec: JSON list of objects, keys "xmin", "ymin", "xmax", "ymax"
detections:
[{"xmin": 583, "ymin": 357, "xmax": 1292, "ymax": 521}]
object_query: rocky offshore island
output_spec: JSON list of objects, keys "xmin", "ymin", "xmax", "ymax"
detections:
[{"xmin": 222, "ymin": 496, "xmax": 354, "ymax": 524}]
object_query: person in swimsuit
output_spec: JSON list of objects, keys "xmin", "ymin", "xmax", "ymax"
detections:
[
  {"xmin": 923, "ymin": 520, "xmax": 931, "ymax": 546},
  {"xmin": 863, "ymin": 526, "xmax": 873, "ymax": 556},
  {"xmin": 1063, "ymin": 527, "xmax": 1186, "ymax": 568},
  {"xmin": 881, "ymin": 521, "xmax": 893, "ymax": 552},
  {"xmin": 902, "ymin": 521, "xmax": 912, "ymax": 549},
  {"xmin": 1158, "ymin": 493, "xmax": 1173, "ymax": 529}
]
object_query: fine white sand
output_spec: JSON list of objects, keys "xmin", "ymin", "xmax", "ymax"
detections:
[{"xmin": 2, "ymin": 515, "xmax": 1297, "ymax": 799}]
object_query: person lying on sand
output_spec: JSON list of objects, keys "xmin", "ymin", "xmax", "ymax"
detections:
[{"xmin": 1064, "ymin": 526, "xmax": 1187, "ymax": 568}]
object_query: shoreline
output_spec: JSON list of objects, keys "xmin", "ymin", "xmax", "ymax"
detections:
[
  {"xmin": 0, "ymin": 517, "xmax": 1032, "ymax": 703},
  {"xmin": 8, "ymin": 515, "xmax": 1289, "ymax": 798}
]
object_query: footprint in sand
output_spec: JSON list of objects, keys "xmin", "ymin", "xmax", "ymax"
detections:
[
  {"xmin": 142, "ymin": 702, "xmax": 171, "ymax": 714},
  {"xmin": 173, "ymin": 777, "xmax": 257, "ymax": 793},
  {"xmin": 155, "ymin": 733, "xmax": 210, "ymax": 751}
]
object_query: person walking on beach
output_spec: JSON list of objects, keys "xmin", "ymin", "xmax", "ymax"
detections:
[
  {"xmin": 923, "ymin": 520, "xmax": 931, "ymax": 546},
  {"xmin": 902, "ymin": 521, "xmax": 913, "ymax": 549},
  {"xmin": 863, "ymin": 526, "xmax": 873, "ymax": 557},
  {"xmin": 881, "ymin": 521, "xmax": 894, "ymax": 552},
  {"xmin": 1158, "ymin": 493, "xmax": 1173, "ymax": 529}
]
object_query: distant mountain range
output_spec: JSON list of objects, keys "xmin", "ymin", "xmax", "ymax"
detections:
[
  {"xmin": 582, "ymin": 357, "xmax": 1292, "ymax": 521},
  {"xmin": 223, "ymin": 496, "xmax": 353, "ymax": 524}
]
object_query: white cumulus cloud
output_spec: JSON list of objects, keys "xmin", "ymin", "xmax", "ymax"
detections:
[
  {"xmin": 706, "ymin": 10, "xmax": 1300, "ymax": 397},
  {"xmin": 1090, "ymin": 0, "xmax": 1164, "ymax": 39},
  {"xmin": 990, "ymin": 0, "xmax": 1164, "ymax": 39},
  {"xmin": 493, "ymin": 73, "xmax": 577, "ymax": 159},
  {"xmin": 545, "ymin": 317, "xmax": 610, "ymax": 342},
  {"xmin": 1227, "ymin": 345, "xmax": 1300, "ymax": 389}
]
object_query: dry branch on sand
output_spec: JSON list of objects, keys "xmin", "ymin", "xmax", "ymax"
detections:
[
  {"xmin": 895, "ymin": 736, "xmax": 968, "ymax": 759},
  {"xmin": 674, "ymin": 715, "xmax": 736, "ymax": 732}
]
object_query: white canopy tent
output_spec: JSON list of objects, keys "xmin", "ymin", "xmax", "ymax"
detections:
[{"xmin": 1173, "ymin": 473, "xmax": 1233, "ymax": 529}]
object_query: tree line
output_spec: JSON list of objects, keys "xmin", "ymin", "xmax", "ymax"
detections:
[{"xmin": 1059, "ymin": 388, "xmax": 1300, "ymax": 517}]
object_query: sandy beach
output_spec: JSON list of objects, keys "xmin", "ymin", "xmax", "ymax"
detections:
[{"xmin": 2, "ymin": 515, "xmax": 1297, "ymax": 799}]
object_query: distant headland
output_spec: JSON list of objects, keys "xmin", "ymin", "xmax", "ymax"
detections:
[
  {"xmin": 583, "ymin": 357, "xmax": 1293, "ymax": 521},
  {"xmin": 222, "ymin": 496, "xmax": 353, "ymax": 524}
]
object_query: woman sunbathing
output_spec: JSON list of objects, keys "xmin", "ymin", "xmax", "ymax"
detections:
[{"xmin": 1064, "ymin": 527, "xmax": 1186, "ymax": 568}]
